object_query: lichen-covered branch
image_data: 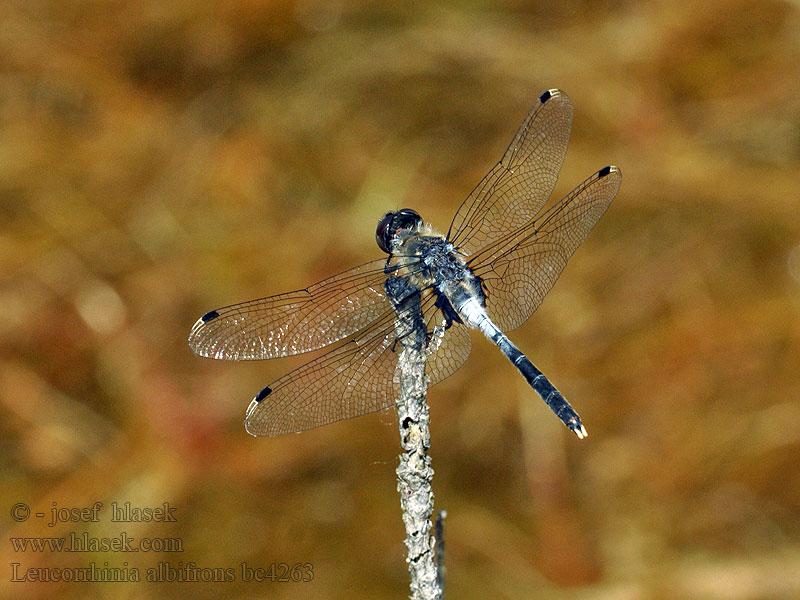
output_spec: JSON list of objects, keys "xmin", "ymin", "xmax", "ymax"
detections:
[{"xmin": 384, "ymin": 275, "xmax": 443, "ymax": 600}]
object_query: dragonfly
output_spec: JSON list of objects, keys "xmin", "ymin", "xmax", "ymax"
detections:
[{"xmin": 189, "ymin": 89, "xmax": 621, "ymax": 438}]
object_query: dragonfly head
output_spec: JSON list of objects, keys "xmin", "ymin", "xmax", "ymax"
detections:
[{"xmin": 376, "ymin": 209, "xmax": 423, "ymax": 254}]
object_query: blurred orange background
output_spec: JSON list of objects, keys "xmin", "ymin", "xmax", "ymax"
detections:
[{"xmin": 2, "ymin": 1, "xmax": 799, "ymax": 598}]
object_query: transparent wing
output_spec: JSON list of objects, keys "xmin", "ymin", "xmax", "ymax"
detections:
[
  {"xmin": 468, "ymin": 166, "xmax": 622, "ymax": 332},
  {"xmin": 188, "ymin": 258, "xmax": 389, "ymax": 360},
  {"xmin": 244, "ymin": 311, "xmax": 398, "ymax": 436},
  {"xmin": 244, "ymin": 289, "xmax": 472, "ymax": 436},
  {"xmin": 447, "ymin": 89, "xmax": 573, "ymax": 256},
  {"xmin": 424, "ymin": 304, "xmax": 472, "ymax": 387}
]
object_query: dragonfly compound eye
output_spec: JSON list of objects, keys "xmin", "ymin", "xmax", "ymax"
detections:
[{"xmin": 376, "ymin": 209, "xmax": 422, "ymax": 253}]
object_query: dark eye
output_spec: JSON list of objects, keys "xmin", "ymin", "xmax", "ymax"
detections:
[
  {"xmin": 375, "ymin": 209, "xmax": 422, "ymax": 253},
  {"xmin": 375, "ymin": 212, "xmax": 394, "ymax": 253}
]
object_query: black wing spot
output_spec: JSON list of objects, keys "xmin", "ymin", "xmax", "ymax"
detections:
[
  {"xmin": 201, "ymin": 310, "xmax": 220, "ymax": 323},
  {"xmin": 598, "ymin": 165, "xmax": 612, "ymax": 178},
  {"xmin": 254, "ymin": 386, "xmax": 272, "ymax": 402},
  {"xmin": 539, "ymin": 90, "xmax": 553, "ymax": 104}
]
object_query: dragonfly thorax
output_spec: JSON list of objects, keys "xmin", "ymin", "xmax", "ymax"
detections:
[{"xmin": 398, "ymin": 233, "xmax": 488, "ymax": 330}]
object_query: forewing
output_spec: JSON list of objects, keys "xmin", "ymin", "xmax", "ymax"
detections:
[
  {"xmin": 189, "ymin": 258, "xmax": 389, "ymax": 360},
  {"xmin": 469, "ymin": 166, "xmax": 622, "ymax": 332},
  {"xmin": 447, "ymin": 89, "xmax": 573, "ymax": 256}
]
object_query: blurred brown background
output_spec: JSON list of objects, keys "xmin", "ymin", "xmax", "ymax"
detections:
[{"xmin": 2, "ymin": 0, "xmax": 799, "ymax": 598}]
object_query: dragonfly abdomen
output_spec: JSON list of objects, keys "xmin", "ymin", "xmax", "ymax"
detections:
[{"xmin": 455, "ymin": 294, "xmax": 588, "ymax": 439}]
